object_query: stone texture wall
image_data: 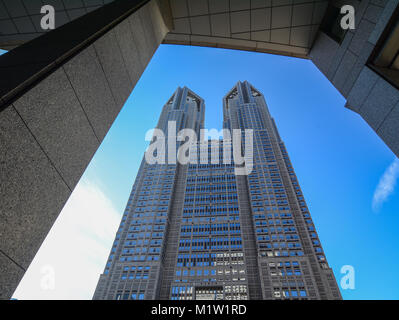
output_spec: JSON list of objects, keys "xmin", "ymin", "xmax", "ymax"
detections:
[
  {"xmin": 0, "ymin": 0, "xmax": 169, "ymax": 300},
  {"xmin": 310, "ymin": 0, "xmax": 399, "ymax": 157}
]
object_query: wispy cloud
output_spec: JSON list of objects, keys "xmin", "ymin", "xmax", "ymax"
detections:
[
  {"xmin": 372, "ymin": 158, "xmax": 399, "ymax": 212},
  {"xmin": 12, "ymin": 179, "xmax": 121, "ymax": 300}
]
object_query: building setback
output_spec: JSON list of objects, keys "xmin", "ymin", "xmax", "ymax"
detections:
[{"xmin": 93, "ymin": 81, "xmax": 341, "ymax": 300}]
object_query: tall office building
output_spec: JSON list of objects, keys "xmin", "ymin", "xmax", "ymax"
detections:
[
  {"xmin": 93, "ymin": 81, "xmax": 341, "ymax": 300},
  {"xmin": 2, "ymin": 0, "xmax": 397, "ymax": 300}
]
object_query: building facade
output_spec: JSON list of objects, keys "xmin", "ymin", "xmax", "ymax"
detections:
[
  {"xmin": 1, "ymin": 0, "xmax": 397, "ymax": 299},
  {"xmin": 93, "ymin": 81, "xmax": 341, "ymax": 300}
]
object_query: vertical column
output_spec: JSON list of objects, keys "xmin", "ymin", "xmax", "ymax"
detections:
[{"xmin": 0, "ymin": 0, "xmax": 171, "ymax": 300}]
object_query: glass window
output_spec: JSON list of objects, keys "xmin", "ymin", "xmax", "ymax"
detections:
[{"xmin": 320, "ymin": 3, "xmax": 347, "ymax": 44}]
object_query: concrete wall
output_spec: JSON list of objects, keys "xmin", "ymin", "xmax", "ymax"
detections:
[
  {"xmin": 163, "ymin": 0, "xmax": 330, "ymax": 59},
  {"xmin": 1, "ymin": 0, "xmax": 398, "ymax": 301},
  {"xmin": 310, "ymin": 0, "xmax": 399, "ymax": 157},
  {"xmin": 0, "ymin": 0, "xmax": 169, "ymax": 300},
  {"xmin": 0, "ymin": 0, "xmax": 117, "ymax": 50}
]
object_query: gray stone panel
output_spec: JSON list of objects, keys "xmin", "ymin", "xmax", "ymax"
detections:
[
  {"xmin": 13, "ymin": 68, "xmax": 100, "ymax": 189},
  {"xmin": 114, "ymin": 1, "xmax": 168, "ymax": 89},
  {"xmin": 127, "ymin": 10, "xmax": 153, "ymax": 73},
  {"xmin": 342, "ymin": 60, "xmax": 366, "ymax": 98},
  {"xmin": 364, "ymin": 3, "xmax": 384, "ymax": 23},
  {"xmin": 348, "ymin": 19, "xmax": 376, "ymax": 57},
  {"xmin": 137, "ymin": 3, "xmax": 159, "ymax": 60},
  {"xmin": 368, "ymin": 0, "xmax": 399, "ymax": 45},
  {"xmin": 346, "ymin": 66, "xmax": 379, "ymax": 112},
  {"xmin": 342, "ymin": 41, "xmax": 375, "ymax": 96},
  {"xmin": 0, "ymin": 252, "xmax": 25, "ymax": 300},
  {"xmin": 354, "ymin": 0, "xmax": 370, "ymax": 27},
  {"xmin": 332, "ymin": 50, "xmax": 357, "ymax": 94},
  {"xmin": 360, "ymin": 78, "xmax": 399, "ymax": 131},
  {"xmin": 0, "ymin": 106, "xmax": 70, "ymax": 270},
  {"xmin": 377, "ymin": 101, "xmax": 399, "ymax": 156},
  {"xmin": 62, "ymin": 45, "xmax": 119, "ymax": 141},
  {"xmin": 326, "ymin": 31, "xmax": 354, "ymax": 80},
  {"xmin": 309, "ymin": 32, "xmax": 339, "ymax": 76},
  {"xmin": 311, "ymin": 0, "xmax": 397, "ymax": 106},
  {"xmin": 93, "ymin": 29, "xmax": 133, "ymax": 110},
  {"xmin": 137, "ymin": 4, "xmax": 159, "ymax": 63},
  {"xmin": 370, "ymin": 0, "xmax": 391, "ymax": 6},
  {"xmin": 312, "ymin": 0, "xmax": 399, "ymax": 158},
  {"xmin": 148, "ymin": 1, "xmax": 171, "ymax": 44},
  {"xmin": 114, "ymin": 19, "xmax": 145, "ymax": 88}
]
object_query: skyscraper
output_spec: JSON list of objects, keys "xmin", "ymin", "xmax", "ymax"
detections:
[{"xmin": 93, "ymin": 81, "xmax": 341, "ymax": 300}]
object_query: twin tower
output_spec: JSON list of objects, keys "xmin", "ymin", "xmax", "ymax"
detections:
[{"xmin": 93, "ymin": 81, "xmax": 341, "ymax": 300}]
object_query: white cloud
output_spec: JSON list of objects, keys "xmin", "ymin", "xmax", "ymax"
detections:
[
  {"xmin": 12, "ymin": 179, "xmax": 121, "ymax": 300},
  {"xmin": 372, "ymin": 158, "xmax": 399, "ymax": 212}
]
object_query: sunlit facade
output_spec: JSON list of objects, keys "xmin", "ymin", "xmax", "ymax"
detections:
[{"xmin": 93, "ymin": 82, "xmax": 341, "ymax": 300}]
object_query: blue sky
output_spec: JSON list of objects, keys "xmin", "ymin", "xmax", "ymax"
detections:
[{"xmin": 3, "ymin": 45, "xmax": 398, "ymax": 299}]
